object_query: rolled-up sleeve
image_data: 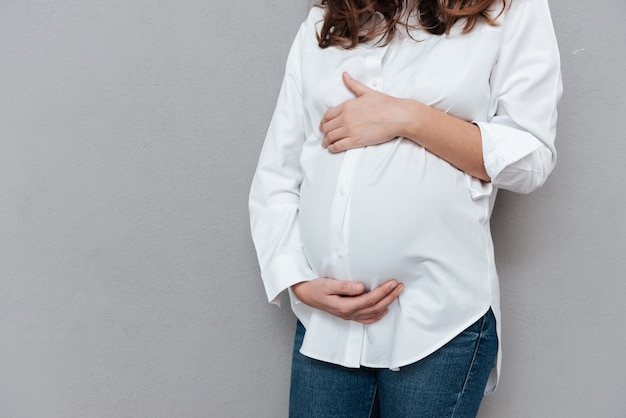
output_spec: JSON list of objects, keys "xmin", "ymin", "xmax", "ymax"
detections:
[
  {"xmin": 476, "ymin": 0, "xmax": 562, "ymax": 194},
  {"xmin": 249, "ymin": 22, "xmax": 317, "ymax": 305}
]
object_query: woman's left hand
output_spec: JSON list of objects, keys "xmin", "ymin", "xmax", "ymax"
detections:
[
  {"xmin": 320, "ymin": 72, "xmax": 411, "ymax": 153},
  {"xmin": 320, "ymin": 72, "xmax": 490, "ymax": 181}
]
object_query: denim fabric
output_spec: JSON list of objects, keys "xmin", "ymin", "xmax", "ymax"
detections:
[{"xmin": 289, "ymin": 309, "xmax": 497, "ymax": 418}]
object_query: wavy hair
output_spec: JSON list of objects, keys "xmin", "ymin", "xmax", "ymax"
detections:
[{"xmin": 316, "ymin": 0, "xmax": 506, "ymax": 49}]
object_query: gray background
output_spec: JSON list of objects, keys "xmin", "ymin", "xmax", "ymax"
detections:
[{"xmin": 1, "ymin": 0, "xmax": 624, "ymax": 417}]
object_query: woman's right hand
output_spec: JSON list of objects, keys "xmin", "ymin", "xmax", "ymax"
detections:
[{"xmin": 291, "ymin": 278, "xmax": 404, "ymax": 325}]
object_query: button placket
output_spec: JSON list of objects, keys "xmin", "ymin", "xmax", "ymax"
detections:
[
  {"xmin": 328, "ymin": 148, "xmax": 362, "ymax": 277},
  {"xmin": 364, "ymin": 46, "xmax": 386, "ymax": 92},
  {"xmin": 329, "ymin": 47, "xmax": 386, "ymax": 366}
]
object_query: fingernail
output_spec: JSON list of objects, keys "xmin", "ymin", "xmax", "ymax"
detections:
[{"xmin": 352, "ymin": 284, "xmax": 361, "ymax": 292}]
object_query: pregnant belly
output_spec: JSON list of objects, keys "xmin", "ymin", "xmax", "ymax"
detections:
[{"xmin": 299, "ymin": 142, "xmax": 488, "ymax": 290}]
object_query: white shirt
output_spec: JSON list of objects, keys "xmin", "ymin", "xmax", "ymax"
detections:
[{"xmin": 249, "ymin": 0, "xmax": 561, "ymax": 394}]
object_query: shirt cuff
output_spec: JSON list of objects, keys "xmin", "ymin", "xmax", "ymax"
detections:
[
  {"xmin": 476, "ymin": 120, "xmax": 545, "ymax": 182},
  {"xmin": 262, "ymin": 248, "xmax": 317, "ymax": 306}
]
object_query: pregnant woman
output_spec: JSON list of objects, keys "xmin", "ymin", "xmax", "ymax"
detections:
[{"xmin": 249, "ymin": 0, "xmax": 561, "ymax": 416}]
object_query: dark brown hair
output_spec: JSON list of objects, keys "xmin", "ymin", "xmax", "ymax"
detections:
[{"xmin": 317, "ymin": 0, "xmax": 506, "ymax": 49}]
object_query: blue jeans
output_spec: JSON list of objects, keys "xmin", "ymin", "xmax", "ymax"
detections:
[{"xmin": 289, "ymin": 309, "xmax": 497, "ymax": 418}]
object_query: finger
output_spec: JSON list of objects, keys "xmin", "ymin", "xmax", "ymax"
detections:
[
  {"xmin": 320, "ymin": 112, "xmax": 343, "ymax": 136},
  {"xmin": 339, "ymin": 280, "xmax": 400, "ymax": 313},
  {"xmin": 352, "ymin": 283, "xmax": 404, "ymax": 319},
  {"xmin": 325, "ymin": 280, "xmax": 365, "ymax": 297},
  {"xmin": 369, "ymin": 279, "xmax": 400, "ymax": 299},
  {"xmin": 323, "ymin": 127, "xmax": 349, "ymax": 148},
  {"xmin": 319, "ymin": 105, "xmax": 342, "ymax": 131},
  {"xmin": 354, "ymin": 309, "xmax": 389, "ymax": 325},
  {"xmin": 326, "ymin": 137, "xmax": 353, "ymax": 153},
  {"xmin": 342, "ymin": 72, "xmax": 373, "ymax": 97},
  {"xmin": 321, "ymin": 119, "xmax": 345, "ymax": 148}
]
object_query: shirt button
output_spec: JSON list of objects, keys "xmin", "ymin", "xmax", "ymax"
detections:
[
  {"xmin": 335, "ymin": 250, "xmax": 343, "ymax": 259},
  {"xmin": 371, "ymin": 81, "xmax": 378, "ymax": 87},
  {"xmin": 338, "ymin": 188, "xmax": 346, "ymax": 197}
]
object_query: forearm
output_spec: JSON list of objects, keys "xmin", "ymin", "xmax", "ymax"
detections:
[{"xmin": 398, "ymin": 99, "xmax": 490, "ymax": 182}]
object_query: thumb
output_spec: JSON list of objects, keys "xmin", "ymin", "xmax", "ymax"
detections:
[
  {"xmin": 329, "ymin": 280, "xmax": 366, "ymax": 296},
  {"xmin": 342, "ymin": 72, "xmax": 372, "ymax": 97}
]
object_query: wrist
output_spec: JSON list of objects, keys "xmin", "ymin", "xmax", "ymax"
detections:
[
  {"xmin": 291, "ymin": 280, "xmax": 309, "ymax": 300},
  {"xmin": 397, "ymin": 99, "xmax": 427, "ymax": 143}
]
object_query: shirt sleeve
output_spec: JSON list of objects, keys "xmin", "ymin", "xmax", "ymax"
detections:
[
  {"xmin": 474, "ymin": 0, "xmax": 563, "ymax": 195},
  {"xmin": 249, "ymin": 20, "xmax": 317, "ymax": 305}
]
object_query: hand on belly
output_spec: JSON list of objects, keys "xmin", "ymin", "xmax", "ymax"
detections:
[{"xmin": 291, "ymin": 277, "xmax": 404, "ymax": 324}]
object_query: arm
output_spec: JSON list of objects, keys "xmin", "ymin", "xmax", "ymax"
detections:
[
  {"xmin": 320, "ymin": 0, "xmax": 562, "ymax": 192},
  {"xmin": 249, "ymin": 21, "xmax": 317, "ymax": 305},
  {"xmin": 320, "ymin": 73, "xmax": 490, "ymax": 181},
  {"xmin": 249, "ymin": 13, "xmax": 403, "ymax": 321},
  {"xmin": 475, "ymin": 0, "xmax": 562, "ymax": 194}
]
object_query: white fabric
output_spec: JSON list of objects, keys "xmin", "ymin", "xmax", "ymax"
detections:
[{"xmin": 249, "ymin": 0, "xmax": 561, "ymax": 394}]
